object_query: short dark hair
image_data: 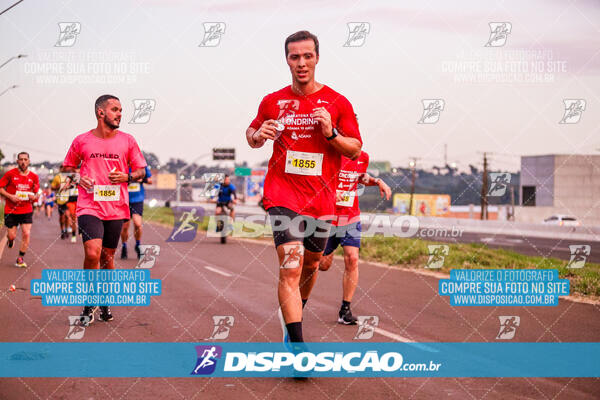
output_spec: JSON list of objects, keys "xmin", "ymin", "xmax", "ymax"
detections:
[
  {"xmin": 285, "ymin": 30, "xmax": 319, "ymax": 57},
  {"xmin": 17, "ymin": 151, "xmax": 29, "ymax": 159},
  {"xmin": 94, "ymin": 94, "xmax": 119, "ymax": 117}
]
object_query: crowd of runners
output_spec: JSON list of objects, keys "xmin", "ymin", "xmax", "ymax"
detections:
[{"xmin": 0, "ymin": 31, "xmax": 391, "ymax": 347}]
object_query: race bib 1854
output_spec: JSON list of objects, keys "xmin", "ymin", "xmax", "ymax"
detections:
[{"xmin": 93, "ymin": 185, "xmax": 120, "ymax": 202}]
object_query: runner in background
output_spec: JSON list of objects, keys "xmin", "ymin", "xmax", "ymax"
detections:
[
  {"xmin": 44, "ymin": 187, "xmax": 55, "ymax": 220},
  {"xmin": 0, "ymin": 152, "xmax": 40, "ymax": 268},
  {"xmin": 65, "ymin": 173, "xmax": 79, "ymax": 243},
  {"xmin": 318, "ymin": 151, "xmax": 391, "ymax": 324},
  {"xmin": 120, "ymin": 165, "xmax": 152, "ymax": 259},
  {"xmin": 51, "ymin": 170, "xmax": 69, "ymax": 239}
]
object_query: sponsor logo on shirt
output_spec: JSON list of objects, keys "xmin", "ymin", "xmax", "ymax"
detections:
[{"xmin": 89, "ymin": 153, "xmax": 121, "ymax": 159}]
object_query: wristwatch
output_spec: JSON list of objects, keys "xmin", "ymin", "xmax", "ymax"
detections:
[
  {"xmin": 127, "ymin": 173, "xmax": 132, "ymax": 183},
  {"xmin": 326, "ymin": 128, "xmax": 339, "ymax": 141}
]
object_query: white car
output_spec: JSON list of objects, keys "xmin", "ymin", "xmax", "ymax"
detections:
[{"xmin": 543, "ymin": 215, "xmax": 580, "ymax": 227}]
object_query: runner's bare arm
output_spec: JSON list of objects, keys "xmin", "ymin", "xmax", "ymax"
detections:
[
  {"xmin": 360, "ymin": 173, "xmax": 392, "ymax": 200},
  {"xmin": 246, "ymin": 120, "xmax": 278, "ymax": 148},
  {"xmin": 108, "ymin": 167, "xmax": 145, "ymax": 184},
  {"xmin": 327, "ymin": 134, "xmax": 362, "ymax": 160},
  {"xmin": 313, "ymin": 107, "xmax": 361, "ymax": 159}
]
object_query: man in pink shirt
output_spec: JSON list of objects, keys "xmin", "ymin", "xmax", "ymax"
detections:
[{"xmin": 63, "ymin": 94, "xmax": 147, "ymax": 324}]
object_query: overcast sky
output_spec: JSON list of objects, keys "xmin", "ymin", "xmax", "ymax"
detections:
[{"xmin": 1, "ymin": 0, "xmax": 599, "ymax": 171}]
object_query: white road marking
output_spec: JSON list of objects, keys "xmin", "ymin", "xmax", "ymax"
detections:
[
  {"xmin": 373, "ymin": 327, "xmax": 438, "ymax": 352},
  {"xmin": 204, "ymin": 266, "xmax": 233, "ymax": 277}
]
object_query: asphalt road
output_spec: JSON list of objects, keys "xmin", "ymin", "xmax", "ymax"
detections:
[{"xmin": 0, "ymin": 214, "xmax": 599, "ymax": 399}]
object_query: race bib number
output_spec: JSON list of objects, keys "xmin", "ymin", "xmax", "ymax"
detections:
[
  {"xmin": 93, "ymin": 185, "xmax": 120, "ymax": 202},
  {"xmin": 15, "ymin": 191, "xmax": 31, "ymax": 201},
  {"xmin": 128, "ymin": 182, "xmax": 141, "ymax": 192},
  {"xmin": 285, "ymin": 151, "xmax": 323, "ymax": 176},
  {"xmin": 336, "ymin": 190, "xmax": 356, "ymax": 207}
]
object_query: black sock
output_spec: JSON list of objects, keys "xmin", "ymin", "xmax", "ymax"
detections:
[
  {"xmin": 285, "ymin": 322, "xmax": 304, "ymax": 342},
  {"xmin": 341, "ymin": 300, "xmax": 351, "ymax": 310},
  {"xmin": 19, "ymin": 251, "xmax": 25, "ymax": 257},
  {"xmin": 72, "ymin": 232, "xmax": 76, "ymax": 237},
  {"xmin": 302, "ymin": 299, "xmax": 307, "ymax": 309}
]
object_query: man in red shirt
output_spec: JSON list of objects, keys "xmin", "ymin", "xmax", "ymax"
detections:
[
  {"xmin": 317, "ymin": 151, "xmax": 391, "ymax": 324},
  {"xmin": 246, "ymin": 30, "xmax": 362, "ymax": 346},
  {"xmin": 63, "ymin": 94, "xmax": 147, "ymax": 324},
  {"xmin": 0, "ymin": 152, "xmax": 40, "ymax": 268}
]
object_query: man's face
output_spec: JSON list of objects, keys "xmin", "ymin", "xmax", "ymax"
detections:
[
  {"xmin": 223, "ymin": 177, "xmax": 230, "ymax": 186},
  {"xmin": 17, "ymin": 154, "xmax": 30, "ymax": 172},
  {"xmin": 99, "ymin": 99, "xmax": 122, "ymax": 129},
  {"xmin": 286, "ymin": 40, "xmax": 318, "ymax": 85}
]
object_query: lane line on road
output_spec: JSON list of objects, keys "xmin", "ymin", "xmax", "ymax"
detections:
[
  {"xmin": 373, "ymin": 327, "xmax": 438, "ymax": 353},
  {"xmin": 204, "ymin": 266, "xmax": 233, "ymax": 277}
]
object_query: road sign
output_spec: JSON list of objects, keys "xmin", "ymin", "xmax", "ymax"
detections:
[
  {"xmin": 234, "ymin": 167, "xmax": 251, "ymax": 176},
  {"xmin": 213, "ymin": 148, "xmax": 235, "ymax": 161}
]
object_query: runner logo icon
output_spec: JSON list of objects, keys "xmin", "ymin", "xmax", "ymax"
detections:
[
  {"xmin": 136, "ymin": 245, "xmax": 161, "ymax": 269},
  {"xmin": 191, "ymin": 345, "xmax": 222, "ymax": 375},
  {"xmin": 559, "ymin": 99, "xmax": 586, "ymax": 124},
  {"xmin": 488, "ymin": 172, "xmax": 511, "ymax": 197},
  {"xmin": 207, "ymin": 316, "xmax": 234, "ymax": 340},
  {"xmin": 199, "ymin": 22, "xmax": 226, "ymax": 47},
  {"xmin": 496, "ymin": 316, "xmax": 520, "ymax": 340},
  {"xmin": 65, "ymin": 316, "xmax": 89, "ymax": 339},
  {"xmin": 425, "ymin": 245, "xmax": 449, "ymax": 269},
  {"xmin": 129, "ymin": 99, "xmax": 156, "ymax": 124},
  {"xmin": 485, "ymin": 22, "xmax": 512, "ymax": 47},
  {"xmin": 167, "ymin": 208, "xmax": 202, "ymax": 242},
  {"xmin": 566, "ymin": 245, "xmax": 591, "ymax": 269},
  {"xmin": 344, "ymin": 22, "xmax": 370, "ymax": 47},
  {"xmin": 418, "ymin": 99, "xmax": 444, "ymax": 124},
  {"xmin": 276, "ymin": 100, "xmax": 300, "ymax": 119},
  {"xmin": 354, "ymin": 316, "xmax": 379, "ymax": 340},
  {"xmin": 55, "ymin": 22, "xmax": 81, "ymax": 47}
]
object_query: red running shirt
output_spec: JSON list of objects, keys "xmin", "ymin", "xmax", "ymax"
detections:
[
  {"xmin": 333, "ymin": 151, "xmax": 369, "ymax": 226},
  {"xmin": 0, "ymin": 168, "xmax": 39, "ymax": 215},
  {"xmin": 249, "ymin": 85, "xmax": 362, "ymax": 218}
]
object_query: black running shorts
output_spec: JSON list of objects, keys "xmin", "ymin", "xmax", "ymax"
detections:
[
  {"xmin": 267, "ymin": 206, "xmax": 331, "ymax": 253},
  {"xmin": 78, "ymin": 215, "xmax": 124, "ymax": 249},
  {"xmin": 4, "ymin": 212, "xmax": 33, "ymax": 228}
]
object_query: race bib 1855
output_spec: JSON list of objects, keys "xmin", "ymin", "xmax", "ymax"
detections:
[{"xmin": 285, "ymin": 151, "xmax": 323, "ymax": 176}]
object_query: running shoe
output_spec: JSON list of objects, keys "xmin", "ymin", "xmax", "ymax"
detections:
[
  {"xmin": 7, "ymin": 238, "xmax": 14, "ymax": 248},
  {"xmin": 60, "ymin": 231, "xmax": 66, "ymax": 240},
  {"xmin": 15, "ymin": 257, "xmax": 27, "ymax": 268},
  {"xmin": 135, "ymin": 244, "xmax": 141, "ymax": 260},
  {"xmin": 120, "ymin": 245, "xmax": 128, "ymax": 260},
  {"xmin": 70, "ymin": 235, "xmax": 76, "ymax": 243},
  {"xmin": 338, "ymin": 307, "xmax": 358, "ymax": 325},
  {"xmin": 79, "ymin": 306, "xmax": 98, "ymax": 326},
  {"xmin": 98, "ymin": 306, "xmax": 113, "ymax": 322}
]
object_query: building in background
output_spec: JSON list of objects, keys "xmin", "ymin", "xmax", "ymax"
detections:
[{"xmin": 516, "ymin": 154, "xmax": 600, "ymax": 226}]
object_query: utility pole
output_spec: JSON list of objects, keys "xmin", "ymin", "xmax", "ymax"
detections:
[
  {"xmin": 408, "ymin": 158, "xmax": 418, "ymax": 216},
  {"xmin": 509, "ymin": 185, "xmax": 515, "ymax": 221},
  {"xmin": 480, "ymin": 152, "xmax": 488, "ymax": 220}
]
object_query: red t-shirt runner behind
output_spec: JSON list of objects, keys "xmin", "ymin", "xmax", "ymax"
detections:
[
  {"xmin": 0, "ymin": 168, "xmax": 40, "ymax": 215},
  {"xmin": 334, "ymin": 151, "xmax": 369, "ymax": 226},
  {"xmin": 250, "ymin": 85, "xmax": 362, "ymax": 218}
]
